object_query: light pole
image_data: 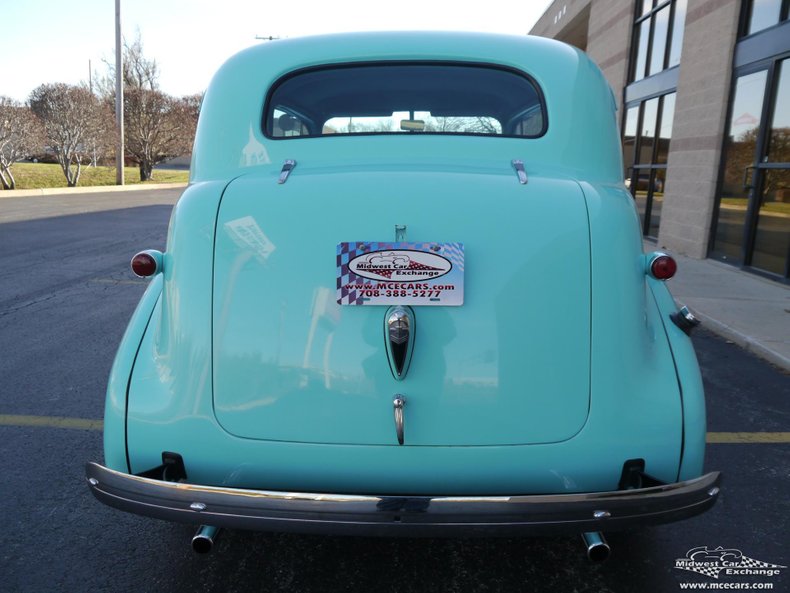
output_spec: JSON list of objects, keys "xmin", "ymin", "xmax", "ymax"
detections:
[{"xmin": 115, "ymin": 0, "xmax": 124, "ymax": 185}]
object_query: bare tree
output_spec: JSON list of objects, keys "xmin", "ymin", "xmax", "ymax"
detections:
[
  {"xmin": 424, "ymin": 115, "xmax": 501, "ymax": 134},
  {"xmin": 105, "ymin": 34, "xmax": 199, "ymax": 181},
  {"xmin": 123, "ymin": 34, "xmax": 159, "ymax": 91},
  {"xmin": 29, "ymin": 83, "xmax": 114, "ymax": 187},
  {"xmin": 124, "ymin": 89, "xmax": 196, "ymax": 180},
  {"xmin": 0, "ymin": 97, "xmax": 44, "ymax": 190},
  {"xmin": 95, "ymin": 31, "xmax": 159, "ymax": 96}
]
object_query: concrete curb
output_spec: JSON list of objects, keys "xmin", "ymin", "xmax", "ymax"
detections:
[
  {"xmin": 694, "ymin": 311, "xmax": 790, "ymax": 373},
  {"xmin": 0, "ymin": 183, "xmax": 187, "ymax": 199}
]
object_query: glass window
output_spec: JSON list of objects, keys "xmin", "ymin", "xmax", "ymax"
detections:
[
  {"xmin": 639, "ymin": 97, "xmax": 659, "ymax": 164},
  {"xmin": 623, "ymin": 106, "xmax": 640, "ymax": 176},
  {"xmin": 668, "ymin": 0, "xmax": 687, "ymax": 68},
  {"xmin": 648, "ymin": 168, "xmax": 666, "ymax": 237},
  {"xmin": 656, "ymin": 92, "xmax": 676, "ymax": 164},
  {"xmin": 632, "ymin": 19, "xmax": 650, "ymax": 82},
  {"xmin": 264, "ymin": 64, "xmax": 545, "ymax": 139},
  {"xmin": 271, "ymin": 108, "xmax": 309, "ymax": 137},
  {"xmin": 712, "ymin": 70, "xmax": 768, "ymax": 263},
  {"xmin": 745, "ymin": 0, "xmax": 783, "ymax": 35},
  {"xmin": 631, "ymin": 0, "xmax": 687, "ymax": 81},
  {"xmin": 767, "ymin": 59, "xmax": 790, "ymax": 163},
  {"xmin": 751, "ymin": 168, "xmax": 790, "ymax": 275},
  {"xmin": 623, "ymin": 92, "xmax": 675, "ymax": 238},
  {"xmin": 649, "ymin": 6, "xmax": 670, "ymax": 76}
]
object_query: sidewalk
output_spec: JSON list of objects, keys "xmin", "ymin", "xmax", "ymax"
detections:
[
  {"xmin": 667, "ymin": 253, "xmax": 790, "ymax": 372},
  {"xmin": 0, "ymin": 182, "xmax": 187, "ymax": 199}
]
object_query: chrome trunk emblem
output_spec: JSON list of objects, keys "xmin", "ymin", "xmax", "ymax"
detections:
[
  {"xmin": 385, "ymin": 306, "xmax": 415, "ymax": 380},
  {"xmin": 393, "ymin": 396, "xmax": 406, "ymax": 445}
]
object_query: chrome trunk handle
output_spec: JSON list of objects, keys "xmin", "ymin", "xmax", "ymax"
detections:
[{"xmin": 393, "ymin": 396, "xmax": 406, "ymax": 445}]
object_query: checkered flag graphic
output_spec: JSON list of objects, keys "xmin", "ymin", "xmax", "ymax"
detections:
[
  {"xmin": 409, "ymin": 241, "xmax": 465, "ymax": 271},
  {"xmin": 737, "ymin": 556, "xmax": 786, "ymax": 570},
  {"xmin": 337, "ymin": 242, "xmax": 375, "ymax": 305},
  {"xmin": 676, "ymin": 564, "xmax": 724, "ymax": 579}
]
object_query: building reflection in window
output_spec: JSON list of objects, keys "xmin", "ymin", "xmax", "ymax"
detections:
[
  {"xmin": 753, "ymin": 58, "xmax": 790, "ymax": 276},
  {"xmin": 713, "ymin": 71, "xmax": 768, "ymax": 263},
  {"xmin": 668, "ymin": 0, "xmax": 687, "ymax": 68},
  {"xmin": 622, "ymin": 92, "xmax": 676, "ymax": 237},
  {"xmin": 631, "ymin": 0, "xmax": 688, "ymax": 82},
  {"xmin": 745, "ymin": 0, "xmax": 784, "ymax": 36}
]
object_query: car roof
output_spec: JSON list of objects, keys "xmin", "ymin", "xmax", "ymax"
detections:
[{"xmin": 191, "ymin": 32, "xmax": 622, "ymax": 184}]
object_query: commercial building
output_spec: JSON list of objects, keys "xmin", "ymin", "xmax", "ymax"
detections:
[{"xmin": 531, "ymin": 0, "xmax": 790, "ymax": 281}]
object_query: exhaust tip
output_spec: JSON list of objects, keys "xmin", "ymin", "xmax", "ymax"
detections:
[
  {"xmin": 192, "ymin": 535, "xmax": 213, "ymax": 554},
  {"xmin": 587, "ymin": 541, "xmax": 611, "ymax": 563},
  {"xmin": 581, "ymin": 531, "xmax": 610, "ymax": 563},
  {"xmin": 192, "ymin": 525, "xmax": 220, "ymax": 554}
]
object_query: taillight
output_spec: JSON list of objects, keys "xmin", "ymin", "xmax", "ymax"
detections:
[
  {"xmin": 130, "ymin": 250, "xmax": 162, "ymax": 278},
  {"xmin": 648, "ymin": 253, "xmax": 677, "ymax": 280}
]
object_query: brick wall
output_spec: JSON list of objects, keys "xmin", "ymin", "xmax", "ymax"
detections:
[{"xmin": 586, "ymin": 0, "xmax": 633, "ymax": 114}]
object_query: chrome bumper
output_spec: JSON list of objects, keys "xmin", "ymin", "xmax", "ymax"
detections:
[{"xmin": 86, "ymin": 463, "xmax": 720, "ymax": 536}]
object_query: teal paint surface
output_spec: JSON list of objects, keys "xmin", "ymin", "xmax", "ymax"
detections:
[{"xmin": 107, "ymin": 32, "xmax": 705, "ymax": 496}]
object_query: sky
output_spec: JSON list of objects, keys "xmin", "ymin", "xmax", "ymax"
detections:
[{"xmin": 0, "ymin": 0, "xmax": 554, "ymax": 103}]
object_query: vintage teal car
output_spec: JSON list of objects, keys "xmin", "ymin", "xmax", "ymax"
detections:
[{"xmin": 86, "ymin": 32, "xmax": 720, "ymax": 560}]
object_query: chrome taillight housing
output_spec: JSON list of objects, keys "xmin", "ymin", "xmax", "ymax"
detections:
[
  {"xmin": 131, "ymin": 250, "xmax": 163, "ymax": 278},
  {"xmin": 647, "ymin": 252, "xmax": 677, "ymax": 280}
]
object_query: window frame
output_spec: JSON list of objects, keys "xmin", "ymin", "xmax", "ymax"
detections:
[{"xmin": 739, "ymin": 0, "xmax": 790, "ymax": 38}]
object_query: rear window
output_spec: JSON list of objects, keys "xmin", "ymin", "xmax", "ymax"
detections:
[{"xmin": 264, "ymin": 63, "xmax": 546, "ymax": 139}]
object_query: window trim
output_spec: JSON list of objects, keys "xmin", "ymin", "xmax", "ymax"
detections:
[
  {"xmin": 261, "ymin": 60, "xmax": 549, "ymax": 141},
  {"xmin": 739, "ymin": 0, "xmax": 790, "ymax": 39}
]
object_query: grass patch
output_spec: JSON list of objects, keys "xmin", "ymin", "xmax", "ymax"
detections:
[
  {"xmin": 4, "ymin": 162, "xmax": 188, "ymax": 190},
  {"xmin": 721, "ymin": 197, "xmax": 790, "ymax": 215}
]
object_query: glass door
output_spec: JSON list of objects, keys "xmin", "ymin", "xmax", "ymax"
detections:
[
  {"xmin": 712, "ymin": 69, "xmax": 768, "ymax": 264},
  {"xmin": 752, "ymin": 58, "xmax": 790, "ymax": 276},
  {"xmin": 623, "ymin": 93, "xmax": 676, "ymax": 238},
  {"xmin": 712, "ymin": 57, "xmax": 790, "ymax": 279}
]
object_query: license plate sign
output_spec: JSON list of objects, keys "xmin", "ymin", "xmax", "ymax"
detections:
[{"xmin": 337, "ymin": 242, "xmax": 464, "ymax": 306}]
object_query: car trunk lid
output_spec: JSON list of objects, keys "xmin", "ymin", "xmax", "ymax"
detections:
[{"xmin": 212, "ymin": 164, "xmax": 591, "ymax": 446}]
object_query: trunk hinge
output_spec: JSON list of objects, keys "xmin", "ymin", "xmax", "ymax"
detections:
[
  {"xmin": 511, "ymin": 159, "xmax": 528, "ymax": 185},
  {"xmin": 278, "ymin": 159, "xmax": 296, "ymax": 184}
]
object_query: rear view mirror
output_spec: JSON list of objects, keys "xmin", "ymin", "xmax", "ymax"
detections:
[{"xmin": 400, "ymin": 119, "xmax": 425, "ymax": 131}]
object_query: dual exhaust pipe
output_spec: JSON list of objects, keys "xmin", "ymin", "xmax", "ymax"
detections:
[
  {"xmin": 191, "ymin": 525, "xmax": 609, "ymax": 562},
  {"xmin": 582, "ymin": 531, "xmax": 611, "ymax": 563},
  {"xmin": 192, "ymin": 525, "xmax": 221, "ymax": 554}
]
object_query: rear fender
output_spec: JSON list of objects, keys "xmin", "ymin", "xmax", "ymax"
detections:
[
  {"xmin": 104, "ymin": 274, "xmax": 163, "ymax": 472},
  {"xmin": 647, "ymin": 277, "xmax": 707, "ymax": 480}
]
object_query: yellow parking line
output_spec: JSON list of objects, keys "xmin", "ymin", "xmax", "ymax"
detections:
[
  {"xmin": 0, "ymin": 415, "xmax": 787, "ymax": 443},
  {"xmin": 0, "ymin": 414, "xmax": 103, "ymax": 431},
  {"xmin": 707, "ymin": 432, "xmax": 790, "ymax": 443}
]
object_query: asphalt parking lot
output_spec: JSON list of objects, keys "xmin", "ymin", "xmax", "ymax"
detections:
[{"xmin": 0, "ymin": 189, "xmax": 787, "ymax": 593}]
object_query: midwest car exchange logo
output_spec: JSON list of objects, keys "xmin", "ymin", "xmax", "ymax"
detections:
[{"xmin": 675, "ymin": 546, "xmax": 786, "ymax": 579}]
